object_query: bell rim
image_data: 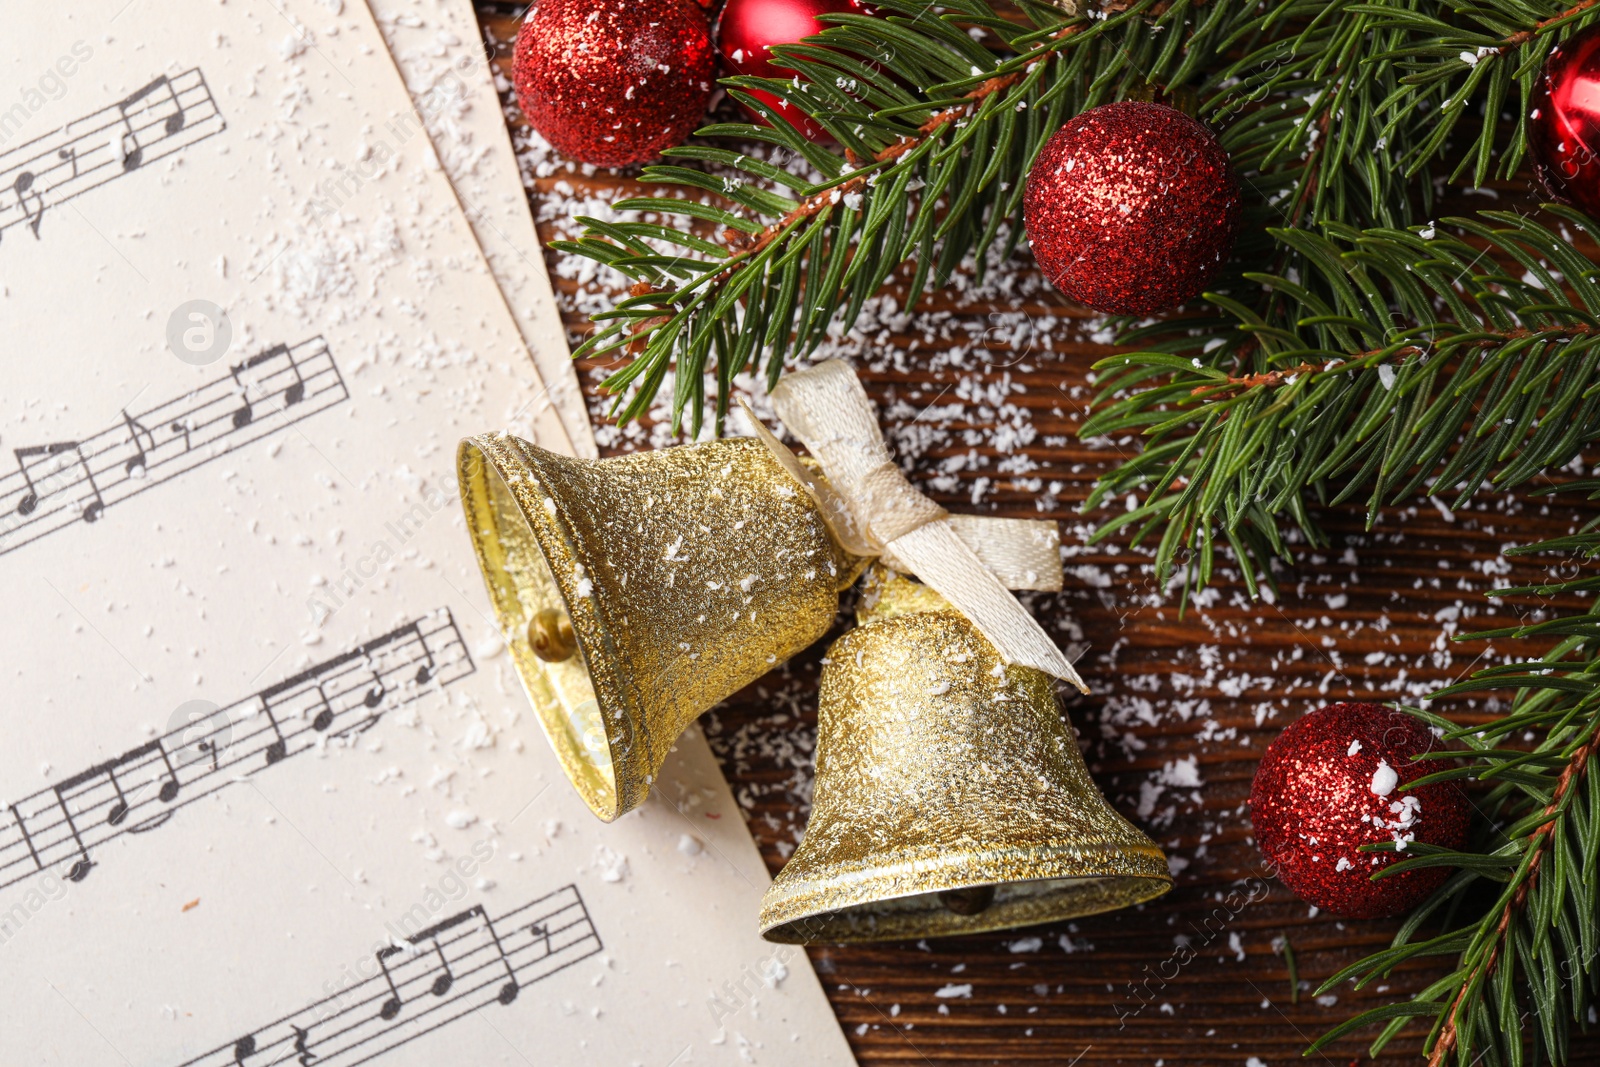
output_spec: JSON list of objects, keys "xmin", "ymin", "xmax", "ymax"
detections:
[
  {"xmin": 758, "ymin": 840, "xmax": 1173, "ymax": 943},
  {"xmin": 457, "ymin": 433, "xmax": 643, "ymax": 822}
]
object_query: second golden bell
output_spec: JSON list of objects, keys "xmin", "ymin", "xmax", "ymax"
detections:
[{"xmin": 759, "ymin": 575, "xmax": 1172, "ymax": 942}]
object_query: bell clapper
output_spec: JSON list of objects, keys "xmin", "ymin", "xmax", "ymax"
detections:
[
  {"xmin": 938, "ymin": 884, "xmax": 996, "ymax": 916},
  {"xmin": 529, "ymin": 607, "xmax": 578, "ymax": 662}
]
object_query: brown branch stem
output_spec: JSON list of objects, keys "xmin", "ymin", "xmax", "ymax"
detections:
[
  {"xmin": 1499, "ymin": 0, "xmax": 1600, "ymax": 52},
  {"xmin": 1428, "ymin": 723, "xmax": 1600, "ymax": 1067},
  {"xmin": 1191, "ymin": 324, "xmax": 1600, "ymax": 399}
]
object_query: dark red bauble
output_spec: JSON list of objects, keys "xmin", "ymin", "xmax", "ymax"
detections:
[
  {"xmin": 1023, "ymin": 101, "xmax": 1240, "ymax": 316},
  {"xmin": 1249, "ymin": 703, "xmax": 1470, "ymax": 920},
  {"xmin": 1530, "ymin": 22, "xmax": 1600, "ymax": 214},
  {"xmin": 715, "ymin": 0, "xmax": 877, "ymax": 142},
  {"xmin": 512, "ymin": 0, "xmax": 715, "ymax": 168}
]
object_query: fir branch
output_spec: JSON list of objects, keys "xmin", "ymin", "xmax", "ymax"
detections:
[
  {"xmin": 1320, "ymin": 0, "xmax": 1600, "ymax": 192},
  {"xmin": 557, "ymin": 0, "xmax": 1269, "ymax": 432},
  {"xmin": 1429, "ymin": 725, "xmax": 1600, "ymax": 1066},
  {"xmin": 1311, "ymin": 518, "xmax": 1600, "ymax": 1066},
  {"xmin": 1081, "ymin": 208, "xmax": 1600, "ymax": 599},
  {"xmin": 554, "ymin": 0, "xmax": 1600, "ymax": 438},
  {"xmin": 718, "ymin": 48, "xmax": 1064, "ymax": 260}
]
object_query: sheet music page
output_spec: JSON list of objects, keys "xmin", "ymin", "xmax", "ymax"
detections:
[
  {"xmin": 368, "ymin": 0, "xmax": 597, "ymax": 458},
  {"xmin": 0, "ymin": 4, "xmax": 854, "ymax": 1065}
]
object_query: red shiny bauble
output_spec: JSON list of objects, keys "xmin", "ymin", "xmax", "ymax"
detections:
[
  {"xmin": 1530, "ymin": 22, "xmax": 1600, "ymax": 214},
  {"xmin": 715, "ymin": 0, "xmax": 877, "ymax": 142},
  {"xmin": 1023, "ymin": 101, "xmax": 1240, "ymax": 316},
  {"xmin": 1249, "ymin": 703, "xmax": 1470, "ymax": 920},
  {"xmin": 512, "ymin": 0, "xmax": 715, "ymax": 168}
]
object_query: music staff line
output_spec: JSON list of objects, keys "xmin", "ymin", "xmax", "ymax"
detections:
[
  {"xmin": 0, "ymin": 335, "xmax": 348, "ymax": 557},
  {"xmin": 1, "ymin": 67, "xmax": 225, "ymax": 244},
  {"xmin": 178, "ymin": 886, "xmax": 603, "ymax": 1067},
  {"xmin": 0, "ymin": 610, "xmax": 474, "ymax": 895}
]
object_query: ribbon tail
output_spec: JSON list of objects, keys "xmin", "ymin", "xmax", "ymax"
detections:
[
  {"xmin": 887, "ymin": 522, "xmax": 1088, "ymax": 693},
  {"xmin": 938, "ymin": 515, "xmax": 1062, "ymax": 592}
]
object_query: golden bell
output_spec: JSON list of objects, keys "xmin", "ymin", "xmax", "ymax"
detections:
[
  {"xmin": 457, "ymin": 434, "xmax": 864, "ymax": 821},
  {"xmin": 759, "ymin": 574, "xmax": 1172, "ymax": 942}
]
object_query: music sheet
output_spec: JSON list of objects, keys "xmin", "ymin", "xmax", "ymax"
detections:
[
  {"xmin": 368, "ymin": 0, "xmax": 597, "ymax": 458},
  {"xmin": 0, "ymin": 4, "xmax": 854, "ymax": 1065}
]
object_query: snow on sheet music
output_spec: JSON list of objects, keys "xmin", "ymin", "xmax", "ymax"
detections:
[
  {"xmin": 0, "ymin": 611, "xmax": 471, "ymax": 894},
  {"xmin": 0, "ymin": 3, "xmax": 854, "ymax": 1064}
]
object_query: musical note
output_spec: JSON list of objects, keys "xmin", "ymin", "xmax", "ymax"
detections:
[
  {"xmin": 374, "ymin": 945, "xmax": 405, "ymax": 1021},
  {"xmin": 105, "ymin": 769, "xmax": 130, "ymax": 826},
  {"xmin": 169, "ymin": 417, "xmax": 193, "ymax": 453},
  {"xmin": 115, "ymin": 737, "xmax": 184, "ymax": 808},
  {"xmin": 413, "ymin": 624, "xmax": 437, "ymax": 685},
  {"xmin": 260, "ymin": 671, "xmax": 334, "ymax": 749},
  {"xmin": 426, "ymin": 938, "xmax": 454, "ymax": 997},
  {"xmin": 284, "ymin": 354, "xmax": 307, "ymax": 407},
  {"xmin": 195, "ymin": 736, "xmax": 224, "ymax": 771},
  {"xmin": 13, "ymin": 170, "xmax": 43, "ymax": 238},
  {"xmin": 485, "ymin": 909, "xmax": 521, "ymax": 1005},
  {"xmin": 51, "ymin": 788, "xmax": 93, "ymax": 883},
  {"xmin": 361, "ymin": 670, "xmax": 386, "ymax": 709},
  {"xmin": 14, "ymin": 442, "xmax": 74, "ymax": 516},
  {"xmin": 231, "ymin": 1033, "xmax": 256, "ymax": 1065},
  {"xmin": 55, "ymin": 738, "xmax": 173, "ymax": 848},
  {"xmin": 228, "ymin": 344, "xmax": 296, "ymax": 428},
  {"xmin": 155, "ymin": 740, "xmax": 181, "ymax": 804},
  {"xmin": 311, "ymin": 681, "xmax": 336, "ymax": 733},
  {"xmin": 80, "ymin": 458, "xmax": 104, "ymax": 522},
  {"xmin": 122, "ymin": 410, "xmax": 158, "ymax": 476},
  {"xmin": 254, "ymin": 693, "xmax": 292, "ymax": 764},
  {"xmin": 527, "ymin": 921, "xmax": 553, "ymax": 960},
  {"xmin": 228, "ymin": 388, "xmax": 252, "ymax": 429},
  {"xmin": 12, "ymin": 441, "xmax": 103, "ymax": 522},
  {"xmin": 116, "ymin": 74, "xmax": 185, "ymax": 172}
]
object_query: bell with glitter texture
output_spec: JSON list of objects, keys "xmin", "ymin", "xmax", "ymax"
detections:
[
  {"xmin": 759, "ymin": 573, "xmax": 1171, "ymax": 942},
  {"xmin": 458, "ymin": 434, "xmax": 866, "ymax": 822}
]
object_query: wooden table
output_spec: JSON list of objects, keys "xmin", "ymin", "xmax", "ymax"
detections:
[{"xmin": 476, "ymin": 6, "xmax": 1600, "ymax": 1063}]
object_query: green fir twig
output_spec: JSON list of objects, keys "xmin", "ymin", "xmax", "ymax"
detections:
[{"xmin": 1309, "ymin": 515, "xmax": 1600, "ymax": 1065}]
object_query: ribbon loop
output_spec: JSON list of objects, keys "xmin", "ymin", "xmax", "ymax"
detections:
[{"xmin": 748, "ymin": 360, "xmax": 1087, "ymax": 693}]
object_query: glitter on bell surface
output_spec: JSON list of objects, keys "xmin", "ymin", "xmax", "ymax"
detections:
[
  {"xmin": 1249, "ymin": 702, "xmax": 1470, "ymax": 920},
  {"xmin": 1530, "ymin": 22, "xmax": 1600, "ymax": 215},
  {"xmin": 1023, "ymin": 101, "xmax": 1240, "ymax": 316},
  {"xmin": 715, "ymin": 0, "xmax": 876, "ymax": 142},
  {"xmin": 512, "ymin": 0, "xmax": 715, "ymax": 168}
]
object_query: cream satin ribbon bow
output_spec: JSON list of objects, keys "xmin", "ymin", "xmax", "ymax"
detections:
[{"xmin": 740, "ymin": 360, "xmax": 1087, "ymax": 692}]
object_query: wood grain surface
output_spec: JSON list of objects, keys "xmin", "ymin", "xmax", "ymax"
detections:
[{"xmin": 475, "ymin": 6, "xmax": 1600, "ymax": 1063}]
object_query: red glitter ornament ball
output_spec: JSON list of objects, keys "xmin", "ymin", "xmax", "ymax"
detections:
[
  {"xmin": 512, "ymin": 0, "xmax": 715, "ymax": 168},
  {"xmin": 716, "ymin": 0, "xmax": 877, "ymax": 142},
  {"xmin": 1023, "ymin": 101, "xmax": 1240, "ymax": 316},
  {"xmin": 1249, "ymin": 703, "xmax": 1470, "ymax": 920},
  {"xmin": 1530, "ymin": 21, "xmax": 1600, "ymax": 215}
]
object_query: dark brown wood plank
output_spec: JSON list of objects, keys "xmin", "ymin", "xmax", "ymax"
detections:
[{"xmin": 474, "ymin": 7, "xmax": 1600, "ymax": 1062}]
